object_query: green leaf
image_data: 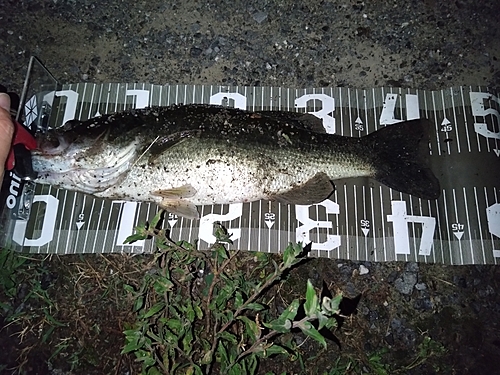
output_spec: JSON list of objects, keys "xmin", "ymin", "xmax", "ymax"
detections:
[
  {"xmin": 185, "ymin": 303, "xmax": 196, "ymax": 322},
  {"xmin": 214, "ymin": 223, "xmax": 233, "ymax": 244},
  {"xmin": 282, "ymin": 243, "xmax": 303, "ymax": 268},
  {"xmin": 149, "ymin": 210, "xmax": 163, "ymax": 230},
  {"xmin": 237, "ymin": 316, "xmax": 261, "ymax": 341},
  {"xmin": 201, "ymin": 349, "xmax": 214, "ymax": 365},
  {"xmin": 263, "ymin": 319, "xmax": 292, "ymax": 333},
  {"xmin": 133, "ymin": 296, "xmax": 145, "ymax": 312},
  {"xmin": 261, "ymin": 343, "xmax": 289, "ymax": 358},
  {"xmin": 234, "ymin": 291, "xmax": 243, "ymax": 308},
  {"xmin": 215, "ymin": 243, "xmax": 229, "ymax": 260},
  {"xmin": 217, "ymin": 331, "xmax": 238, "ymax": 344},
  {"xmin": 299, "ymin": 321, "xmax": 327, "ymax": 348},
  {"xmin": 166, "ymin": 318, "xmax": 182, "ymax": 332},
  {"xmin": 124, "ymin": 232, "xmax": 147, "ymax": 244},
  {"xmin": 217, "ymin": 341, "xmax": 229, "ymax": 363},
  {"xmin": 322, "ymin": 294, "xmax": 342, "ymax": 315},
  {"xmin": 278, "ymin": 299, "xmax": 300, "ymax": 321},
  {"xmin": 143, "ymin": 302, "xmax": 165, "ymax": 318},
  {"xmin": 123, "ymin": 284, "xmax": 135, "ymax": 293},
  {"xmin": 246, "ymin": 354, "xmax": 258, "ymax": 373},
  {"xmin": 304, "ymin": 280, "xmax": 319, "ymax": 317},
  {"xmin": 316, "ymin": 311, "xmax": 328, "ymax": 331},
  {"xmin": 194, "ymin": 304, "xmax": 204, "ymax": 319},
  {"xmin": 182, "ymin": 329, "xmax": 194, "ymax": 355},
  {"xmin": 228, "ymin": 363, "xmax": 242, "ymax": 375},
  {"xmin": 245, "ymin": 302, "xmax": 266, "ymax": 312},
  {"xmin": 153, "ymin": 277, "xmax": 174, "ymax": 294},
  {"xmin": 121, "ymin": 340, "xmax": 142, "ymax": 354},
  {"xmin": 147, "ymin": 366, "xmax": 162, "ymax": 375}
]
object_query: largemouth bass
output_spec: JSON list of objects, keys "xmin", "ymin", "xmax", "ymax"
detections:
[{"xmin": 32, "ymin": 104, "xmax": 440, "ymax": 218}]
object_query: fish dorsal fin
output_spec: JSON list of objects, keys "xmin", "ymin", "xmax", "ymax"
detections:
[
  {"xmin": 256, "ymin": 111, "xmax": 326, "ymax": 133},
  {"xmin": 270, "ymin": 172, "xmax": 335, "ymax": 205}
]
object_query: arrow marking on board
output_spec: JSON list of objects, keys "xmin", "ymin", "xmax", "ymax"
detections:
[
  {"xmin": 453, "ymin": 231, "xmax": 464, "ymax": 240},
  {"xmin": 494, "ymin": 148, "xmax": 500, "ymax": 157},
  {"xmin": 361, "ymin": 228, "xmax": 369, "ymax": 236},
  {"xmin": 265, "ymin": 220, "xmax": 274, "ymax": 229},
  {"xmin": 76, "ymin": 221, "xmax": 85, "ymax": 230},
  {"xmin": 168, "ymin": 219, "xmax": 178, "ymax": 227}
]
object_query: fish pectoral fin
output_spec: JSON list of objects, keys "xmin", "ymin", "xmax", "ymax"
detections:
[
  {"xmin": 152, "ymin": 184, "xmax": 197, "ymax": 199},
  {"xmin": 270, "ymin": 172, "xmax": 335, "ymax": 205},
  {"xmin": 158, "ymin": 199, "xmax": 200, "ymax": 220},
  {"xmin": 147, "ymin": 130, "xmax": 200, "ymax": 163}
]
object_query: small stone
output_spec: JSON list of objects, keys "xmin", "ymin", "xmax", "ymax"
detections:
[
  {"xmin": 252, "ymin": 11, "xmax": 268, "ymax": 24},
  {"xmin": 405, "ymin": 262, "xmax": 419, "ymax": 273},
  {"xmin": 359, "ymin": 264, "xmax": 369, "ymax": 275},
  {"xmin": 394, "ymin": 272, "xmax": 417, "ymax": 295},
  {"xmin": 415, "ymin": 283, "xmax": 427, "ymax": 291}
]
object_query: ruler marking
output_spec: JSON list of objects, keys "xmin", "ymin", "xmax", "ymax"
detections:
[
  {"xmin": 442, "ymin": 189, "xmax": 452, "ymax": 264},
  {"xmin": 90, "ymin": 200, "xmax": 104, "ymax": 254},
  {"xmin": 257, "ymin": 200, "xmax": 263, "ymax": 253},
  {"xmin": 78, "ymin": 83, "xmax": 87, "ymax": 120},
  {"xmin": 82, "ymin": 196, "xmax": 94, "ymax": 253},
  {"xmin": 452, "ymin": 188, "xmax": 464, "ymax": 264},
  {"xmin": 473, "ymin": 187, "xmax": 486, "ymax": 263},
  {"xmin": 459, "ymin": 86, "xmax": 472, "ymax": 152},
  {"xmin": 64, "ymin": 192, "xmax": 77, "ymax": 254},
  {"xmin": 441, "ymin": 90, "xmax": 451, "ymax": 155},
  {"xmin": 478, "ymin": 86, "xmax": 491, "ymax": 153},
  {"xmin": 409, "ymin": 195, "xmax": 418, "ymax": 262},
  {"xmin": 344, "ymin": 184, "xmax": 349, "ymax": 256},
  {"xmin": 483, "ymin": 187, "xmax": 496, "ymax": 264},
  {"xmin": 348, "ymin": 88, "xmax": 353, "ymax": 137},
  {"xmin": 379, "ymin": 186, "xmax": 387, "ymax": 261},
  {"xmin": 370, "ymin": 187, "xmax": 376, "ymax": 261},
  {"xmin": 247, "ymin": 201, "xmax": 252, "ymax": 251},
  {"xmin": 434, "ymin": 198, "xmax": 443, "ymax": 263},
  {"xmin": 55, "ymin": 189, "xmax": 67, "ymax": 254},
  {"xmin": 339, "ymin": 87, "xmax": 343, "ymax": 136},
  {"xmin": 112, "ymin": 203, "xmax": 124, "ymax": 253},
  {"xmin": 277, "ymin": 201, "xmax": 281, "ymax": 253},
  {"xmin": 102, "ymin": 200, "xmax": 115, "ymax": 254},
  {"xmin": 462, "ymin": 187, "xmax": 474, "ymax": 263},
  {"xmin": 450, "ymin": 87, "xmax": 461, "ymax": 153},
  {"xmin": 431, "ymin": 91, "xmax": 442, "ymax": 155},
  {"xmin": 353, "ymin": 185, "xmax": 359, "ymax": 260},
  {"xmin": 363, "ymin": 88, "xmax": 368, "ymax": 134},
  {"xmin": 427, "ymin": 199, "xmax": 436, "ymax": 263}
]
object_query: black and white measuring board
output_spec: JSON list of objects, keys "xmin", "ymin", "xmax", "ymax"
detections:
[{"xmin": 4, "ymin": 83, "xmax": 500, "ymax": 265}]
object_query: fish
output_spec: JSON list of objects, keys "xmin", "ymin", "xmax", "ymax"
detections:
[{"xmin": 32, "ymin": 104, "xmax": 440, "ymax": 219}]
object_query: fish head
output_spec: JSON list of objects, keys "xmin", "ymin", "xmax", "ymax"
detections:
[{"xmin": 32, "ymin": 125, "xmax": 139, "ymax": 194}]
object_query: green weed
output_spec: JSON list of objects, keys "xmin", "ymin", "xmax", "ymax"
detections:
[{"xmin": 122, "ymin": 210, "xmax": 343, "ymax": 375}]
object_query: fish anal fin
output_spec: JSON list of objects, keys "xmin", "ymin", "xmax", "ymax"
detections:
[
  {"xmin": 152, "ymin": 184, "xmax": 197, "ymax": 199},
  {"xmin": 158, "ymin": 199, "xmax": 200, "ymax": 220},
  {"xmin": 271, "ymin": 172, "xmax": 335, "ymax": 205}
]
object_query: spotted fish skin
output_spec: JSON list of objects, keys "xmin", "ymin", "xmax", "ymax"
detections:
[{"xmin": 32, "ymin": 104, "xmax": 439, "ymax": 218}]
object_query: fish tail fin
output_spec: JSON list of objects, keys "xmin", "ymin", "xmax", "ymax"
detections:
[{"xmin": 366, "ymin": 119, "xmax": 440, "ymax": 200}]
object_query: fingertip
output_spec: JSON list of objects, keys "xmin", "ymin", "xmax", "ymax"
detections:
[{"xmin": 0, "ymin": 92, "xmax": 11, "ymax": 111}]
